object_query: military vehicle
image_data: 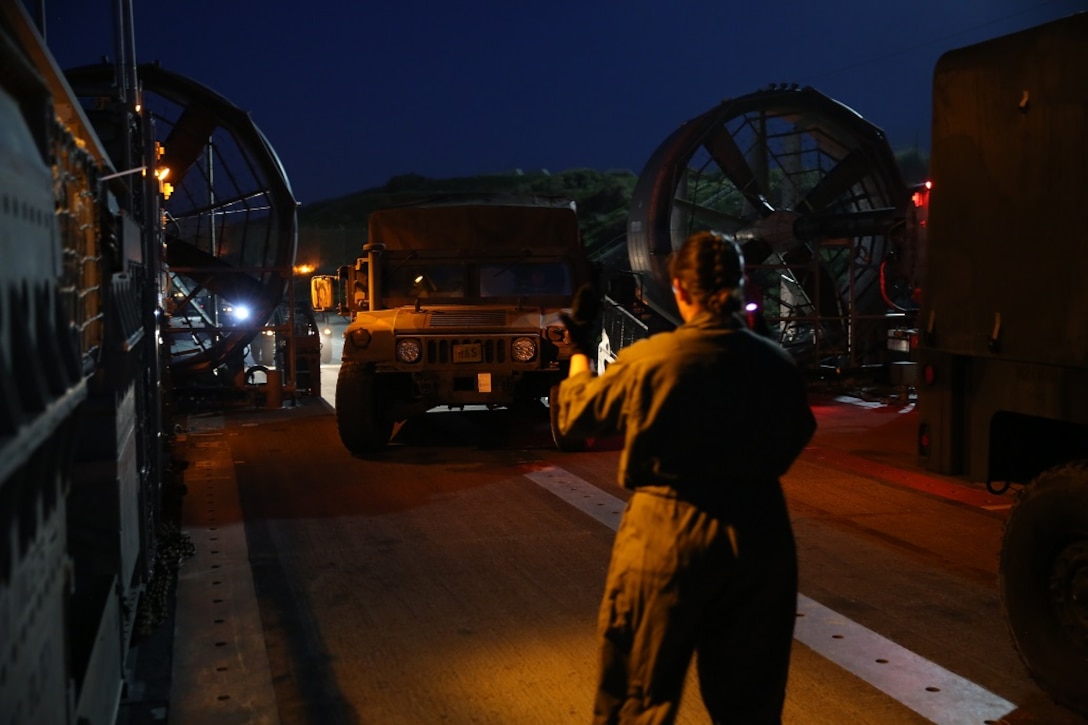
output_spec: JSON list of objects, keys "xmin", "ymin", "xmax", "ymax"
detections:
[
  {"xmin": 916, "ymin": 13, "xmax": 1088, "ymax": 716},
  {"xmin": 311, "ymin": 199, "xmax": 594, "ymax": 453}
]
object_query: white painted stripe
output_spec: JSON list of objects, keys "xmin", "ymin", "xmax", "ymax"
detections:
[
  {"xmin": 522, "ymin": 465, "xmax": 625, "ymax": 530},
  {"xmin": 524, "ymin": 463, "xmax": 1017, "ymax": 723},
  {"xmin": 794, "ymin": 597, "xmax": 1016, "ymax": 724}
]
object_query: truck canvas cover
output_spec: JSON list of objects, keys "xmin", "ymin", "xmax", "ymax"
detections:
[
  {"xmin": 367, "ymin": 201, "xmax": 580, "ymax": 253},
  {"xmin": 926, "ymin": 13, "xmax": 1088, "ymax": 366}
]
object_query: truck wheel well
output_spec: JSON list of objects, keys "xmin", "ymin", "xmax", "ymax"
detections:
[{"xmin": 989, "ymin": 411, "xmax": 1088, "ymax": 485}]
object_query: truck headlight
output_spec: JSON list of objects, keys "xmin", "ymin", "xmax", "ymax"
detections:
[
  {"xmin": 396, "ymin": 338, "xmax": 422, "ymax": 363},
  {"xmin": 511, "ymin": 336, "xmax": 537, "ymax": 362}
]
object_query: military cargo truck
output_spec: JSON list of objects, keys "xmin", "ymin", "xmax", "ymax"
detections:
[
  {"xmin": 916, "ymin": 13, "xmax": 1088, "ymax": 716},
  {"xmin": 312, "ymin": 198, "xmax": 594, "ymax": 453}
]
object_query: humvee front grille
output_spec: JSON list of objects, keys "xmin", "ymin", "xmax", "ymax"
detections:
[{"xmin": 425, "ymin": 337, "xmax": 508, "ymax": 364}]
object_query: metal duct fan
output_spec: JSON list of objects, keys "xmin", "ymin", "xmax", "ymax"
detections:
[
  {"xmin": 627, "ymin": 85, "xmax": 911, "ymax": 369},
  {"xmin": 67, "ymin": 63, "xmax": 297, "ymax": 383}
]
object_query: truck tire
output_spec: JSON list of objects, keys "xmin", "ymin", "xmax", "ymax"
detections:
[
  {"xmin": 999, "ymin": 462, "xmax": 1088, "ymax": 717},
  {"xmin": 335, "ymin": 362, "xmax": 393, "ymax": 454},
  {"xmin": 548, "ymin": 385, "xmax": 588, "ymax": 452}
]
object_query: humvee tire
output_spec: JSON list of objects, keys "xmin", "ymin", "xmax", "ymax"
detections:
[
  {"xmin": 999, "ymin": 462, "xmax": 1088, "ymax": 717},
  {"xmin": 335, "ymin": 362, "xmax": 393, "ymax": 454}
]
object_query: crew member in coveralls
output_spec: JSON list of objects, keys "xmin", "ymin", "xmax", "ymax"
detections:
[{"xmin": 555, "ymin": 230, "xmax": 816, "ymax": 724}]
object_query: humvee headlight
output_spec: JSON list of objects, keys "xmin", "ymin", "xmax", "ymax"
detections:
[
  {"xmin": 511, "ymin": 336, "xmax": 538, "ymax": 362},
  {"xmin": 396, "ymin": 338, "xmax": 423, "ymax": 363}
]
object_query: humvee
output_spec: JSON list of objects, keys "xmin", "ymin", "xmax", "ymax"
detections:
[{"xmin": 312, "ymin": 197, "xmax": 594, "ymax": 453}]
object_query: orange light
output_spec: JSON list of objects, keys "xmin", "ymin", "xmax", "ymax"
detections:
[{"xmin": 294, "ymin": 263, "xmax": 315, "ymax": 275}]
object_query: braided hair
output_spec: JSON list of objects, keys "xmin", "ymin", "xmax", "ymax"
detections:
[{"xmin": 668, "ymin": 230, "xmax": 745, "ymax": 318}]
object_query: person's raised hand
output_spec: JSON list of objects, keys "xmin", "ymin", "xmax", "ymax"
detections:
[{"xmin": 560, "ymin": 283, "xmax": 601, "ymax": 357}]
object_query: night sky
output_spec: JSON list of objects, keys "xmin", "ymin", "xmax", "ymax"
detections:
[{"xmin": 36, "ymin": 0, "xmax": 1087, "ymax": 206}]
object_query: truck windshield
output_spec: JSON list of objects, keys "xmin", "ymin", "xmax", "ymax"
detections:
[
  {"xmin": 479, "ymin": 262, "xmax": 572, "ymax": 298},
  {"xmin": 385, "ymin": 262, "xmax": 466, "ymax": 298}
]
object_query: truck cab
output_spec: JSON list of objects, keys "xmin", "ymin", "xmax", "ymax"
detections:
[{"xmin": 312, "ymin": 198, "xmax": 593, "ymax": 453}]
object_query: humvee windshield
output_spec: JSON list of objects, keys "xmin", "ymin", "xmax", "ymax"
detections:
[
  {"xmin": 479, "ymin": 262, "xmax": 571, "ymax": 297},
  {"xmin": 384, "ymin": 262, "xmax": 467, "ymax": 298},
  {"xmin": 382, "ymin": 259, "xmax": 572, "ymax": 301}
]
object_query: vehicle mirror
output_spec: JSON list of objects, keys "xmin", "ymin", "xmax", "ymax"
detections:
[{"xmin": 311, "ymin": 275, "xmax": 335, "ymax": 312}]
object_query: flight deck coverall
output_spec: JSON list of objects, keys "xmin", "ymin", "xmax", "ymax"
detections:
[{"xmin": 555, "ymin": 310, "xmax": 816, "ymax": 724}]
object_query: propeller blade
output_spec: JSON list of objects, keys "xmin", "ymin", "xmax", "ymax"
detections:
[
  {"xmin": 702, "ymin": 126, "xmax": 774, "ymax": 216},
  {"xmin": 794, "ymin": 207, "xmax": 900, "ymax": 241},
  {"xmin": 165, "ymin": 238, "xmax": 268, "ymax": 306},
  {"xmin": 160, "ymin": 104, "xmax": 219, "ymax": 181},
  {"xmin": 797, "ymin": 148, "xmax": 870, "ymax": 213},
  {"xmin": 672, "ymin": 196, "xmax": 748, "ymax": 229}
]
